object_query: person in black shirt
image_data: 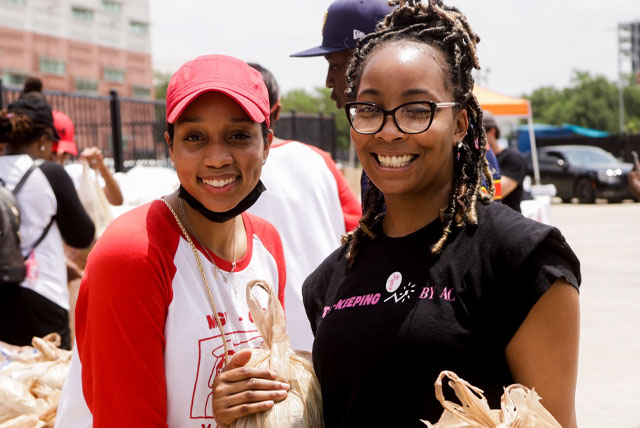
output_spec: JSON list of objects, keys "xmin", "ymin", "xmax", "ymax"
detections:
[
  {"xmin": 0, "ymin": 98, "xmax": 95, "ymax": 349},
  {"xmin": 302, "ymin": 1, "xmax": 581, "ymax": 427},
  {"xmin": 484, "ymin": 111, "xmax": 527, "ymax": 212}
]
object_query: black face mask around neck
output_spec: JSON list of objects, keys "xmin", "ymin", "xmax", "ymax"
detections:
[{"xmin": 178, "ymin": 180, "xmax": 266, "ymax": 223}]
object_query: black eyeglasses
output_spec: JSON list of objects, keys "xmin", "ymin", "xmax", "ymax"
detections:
[{"xmin": 345, "ymin": 101, "xmax": 460, "ymax": 135}]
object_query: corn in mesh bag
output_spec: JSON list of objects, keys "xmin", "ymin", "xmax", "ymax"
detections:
[
  {"xmin": 231, "ymin": 280, "xmax": 323, "ymax": 428},
  {"xmin": 422, "ymin": 371, "xmax": 562, "ymax": 428}
]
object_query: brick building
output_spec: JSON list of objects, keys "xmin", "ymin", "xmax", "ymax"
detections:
[{"xmin": 0, "ymin": 0, "xmax": 153, "ymax": 98}]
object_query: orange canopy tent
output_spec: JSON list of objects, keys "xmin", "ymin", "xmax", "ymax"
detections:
[
  {"xmin": 473, "ymin": 85, "xmax": 529, "ymax": 116},
  {"xmin": 473, "ymin": 85, "xmax": 541, "ymax": 185}
]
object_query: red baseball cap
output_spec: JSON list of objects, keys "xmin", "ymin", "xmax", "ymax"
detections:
[
  {"xmin": 52, "ymin": 110, "xmax": 78, "ymax": 156},
  {"xmin": 166, "ymin": 55, "xmax": 270, "ymax": 128}
]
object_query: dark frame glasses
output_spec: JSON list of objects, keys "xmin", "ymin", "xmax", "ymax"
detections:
[{"xmin": 345, "ymin": 101, "xmax": 460, "ymax": 135}]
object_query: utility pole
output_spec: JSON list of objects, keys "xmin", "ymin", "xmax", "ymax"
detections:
[{"xmin": 618, "ymin": 23, "xmax": 631, "ymax": 135}]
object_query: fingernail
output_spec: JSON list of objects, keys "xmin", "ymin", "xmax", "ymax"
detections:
[
  {"xmin": 269, "ymin": 370, "xmax": 277, "ymax": 378},
  {"xmin": 277, "ymin": 390, "xmax": 287, "ymax": 396},
  {"xmin": 280, "ymin": 382, "xmax": 290, "ymax": 390}
]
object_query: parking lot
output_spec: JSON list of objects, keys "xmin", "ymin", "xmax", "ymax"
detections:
[{"xmin": 549, "ymin": 201, "xmax": 640, "ymax": 428}]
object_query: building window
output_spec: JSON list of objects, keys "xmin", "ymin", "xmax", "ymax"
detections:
[
  {"xmin": 75, "ymin": 78, "xmax": 98, "ymax": 93},
  {"xmin": 72, "ymin": 6, "xmax": 94, "ymax": 22},
  {"xmin": 129, "ymin": 20, "xmax": 148, "ymax": 34},
  {"xmin": 132, "ymin": 85, "xmax": 150, "ymax": 98},
  {"xmin": 1, "ymin": 0, "xmax": 27, "ymax": 6},
  {"xmin": 2, "ymin": 71, "xmax": 28, "ymax": 88},
  {"xmin": 102, "ymin": 0, "xmax": 120, "ymax": 13},
  {"xmin": 39, "ymin": 57, "xmax": 66, "ymax": 75},
  {"xmin": 104, "ymin": 67, "xmax": 125, "ymax": 83}
]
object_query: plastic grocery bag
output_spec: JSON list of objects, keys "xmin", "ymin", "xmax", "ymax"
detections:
[
  {"xmin": 231, "ymin": 280, "xmax": 323, "ymax": 428},
  {"xmin": 422, "ymin": 371, "xmax": 562, "ymax": 428},
  {"xmin": 77, "ymin": 160, "xmax": 113, "ymax": 237}
]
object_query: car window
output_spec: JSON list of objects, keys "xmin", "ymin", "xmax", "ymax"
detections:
[
  {"xmin": 563, "ymin": 148, "xmax": 618, "ymax": 166},
  {"xmin": 539, "ymin": 151, "xmax": 564, "ymax": 165}
]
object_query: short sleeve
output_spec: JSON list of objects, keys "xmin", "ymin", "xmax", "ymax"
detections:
[
  {"xmin": 498, "ymin": 149, "xmax": 526, "ymax": 184},
  {"xmin": 501, "ymin": 227, "xmax": 581, "ymax": 342}
]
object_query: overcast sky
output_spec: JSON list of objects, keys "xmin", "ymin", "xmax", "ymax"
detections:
[{"xmin": 149, "ymin": 0, "xmax": 639, "ymax": 98}]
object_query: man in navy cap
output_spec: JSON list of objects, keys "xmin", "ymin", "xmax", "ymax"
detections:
[
  {"xmin": 292, "ymin": 0, "xmax": 504, "ymax": 206},
  {"xmin": 291, "ymin": 0, "xmax": 394, "ymax": 109}
]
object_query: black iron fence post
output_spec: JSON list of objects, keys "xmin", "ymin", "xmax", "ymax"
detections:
[
  {"xmin": 329, "ymin": 112, "xmax": 337, "ymax": 160},
  {"xmin": 109, "ymin": 89, "xmax": 124, "ymax": 172},
  {"xmin": 290, "ymin": 109, "xmax": 297, "ymax": 140}
]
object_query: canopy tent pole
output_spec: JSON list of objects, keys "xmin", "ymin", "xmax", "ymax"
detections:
[{"xmin": 526, "ymin": 100, "xmax": 541, "ymax": 185}]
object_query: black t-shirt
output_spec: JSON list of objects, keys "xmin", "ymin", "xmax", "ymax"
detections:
[
  {"xmin": 302, "ymin": 202, "xmax": 580, "ymax": 428},
  {"xmin": 40, "ymin": 161, "xmax": 95, "ymax": 248},
  {"xmin": 496, "ymin": 148, "xmax": 526, "ymax": 212}
]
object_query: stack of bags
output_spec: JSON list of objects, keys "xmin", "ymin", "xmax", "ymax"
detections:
[{"xmin": 0, "ymin": 334, "xmax": 71, "ymax": 428}]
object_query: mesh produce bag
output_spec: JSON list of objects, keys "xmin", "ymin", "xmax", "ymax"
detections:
[
  {"xmin": 231, "ymin": 280, "xmax": 323, "ymax": 428},
  {"xmin": 0, "ymin": 334, "xmax": 71, "ymax": 428},
  {"xmin": 421, "ymin": 371, "xmax": 562, "ymax": 428}
]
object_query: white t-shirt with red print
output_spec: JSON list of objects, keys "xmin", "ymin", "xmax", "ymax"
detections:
[
  {"xmin": 56, "ymin": 200, "xmax": 286, "ymax": 428},
  {"xmin": 249, "ymin": 140, "xmax": 361, "ymax": 352}
]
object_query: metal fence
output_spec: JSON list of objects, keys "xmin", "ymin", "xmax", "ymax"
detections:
[
  {"xmin": 1, "ymin": 82, "xmax": 341, "ymax": 168},
  {"xmin": 1, "ymin": 81, "xmax": 168, "ymax": 172},
  {"xmin": 275, "ymin": 111, "xmax": 338, "ymax": 160}
]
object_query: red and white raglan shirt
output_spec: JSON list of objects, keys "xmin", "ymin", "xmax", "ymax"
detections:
[
  {"xmin": 249, "ymin": 140, "xmax": 361, "ymax": 351},
  {"xmin": 56, "ymin": 200, "xmax": 286, "ymax": 427}
]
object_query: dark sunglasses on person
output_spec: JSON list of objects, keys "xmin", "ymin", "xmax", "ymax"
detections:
[{"xmin": 345, "ymin": 101, "xmax": 460, "ymax": 135}]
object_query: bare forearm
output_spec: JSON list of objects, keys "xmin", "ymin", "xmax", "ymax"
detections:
[
  {"xmin": 98, "ymin": 164, "xmax": 124, "ymax": 206},
  {"xmin": 506, "ymin": 280, "xmax": 580, "ymax": 428}
]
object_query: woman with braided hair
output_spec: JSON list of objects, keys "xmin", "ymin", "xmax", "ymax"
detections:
[{"xmin": 302, "ymin": 1, "xmax": 580, "ymax": 426}]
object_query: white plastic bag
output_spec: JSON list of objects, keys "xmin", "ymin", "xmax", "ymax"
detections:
[
  {"xmin": 231, "ymin": 280, "xmax": 323, "ymax": 428},
  {"xmin": 77, "ymin": 160, "xmax": 113, "ymax": 237}
]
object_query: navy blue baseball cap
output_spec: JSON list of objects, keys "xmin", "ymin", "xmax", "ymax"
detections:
[{"xmin": 291, "ymin": 0, "xmax": 395, "ymax": 57}]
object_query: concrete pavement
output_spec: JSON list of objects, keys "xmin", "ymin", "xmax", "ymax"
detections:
[{"xmin": 549, "ymin": 202, "xmax": 640, "ymax": 428}]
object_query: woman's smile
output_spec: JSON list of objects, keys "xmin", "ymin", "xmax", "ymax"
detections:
[
  {"xmin": 200, "ymin": 175, "xmax": 239, "ymax": 191},
  {"xmin": 373, "ymin": 152, "xmax": 418, "ymax": 169}
]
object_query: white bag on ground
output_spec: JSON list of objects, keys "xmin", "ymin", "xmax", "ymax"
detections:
[
  {"xmin": 77, "ymin": 160, "xmax": 113, "ymax": 237},
  {"xmin": 0, "ymin": 334, "xmax": 70, "ymax": 426},
  {"xmin": 231, "ymin": 280, "xmax": 323, "ymax": 428}
]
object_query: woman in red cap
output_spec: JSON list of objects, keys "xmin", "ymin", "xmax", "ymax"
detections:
[{"xmin": 57, "ymin": 55, "xmax": 290, "ymax": 427}]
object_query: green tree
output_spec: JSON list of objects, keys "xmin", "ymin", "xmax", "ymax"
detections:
[
  {"xmin": 154, "ymin": 71, "xmax": 172, "ymax": 100},
  {"xmin": 281, "ymin": 87, "xmax": 350, "ymax": 154},
  {"xmin": 525, "ymin": 70, "xmax": 640, "ymax": 134}
]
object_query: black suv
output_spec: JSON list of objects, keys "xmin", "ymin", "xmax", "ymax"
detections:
[{"xmin": 525, "ymin": 145, "xmax": 636, "ymax": 203}]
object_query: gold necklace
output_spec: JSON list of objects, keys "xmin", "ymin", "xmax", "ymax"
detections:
[
  {"xmin": 178, "ymin": 197, "xmax": 237, "ymax": 284},
  {"xmin": 159, "ymin": 198, "xmax": 229, "ymax": 364}
]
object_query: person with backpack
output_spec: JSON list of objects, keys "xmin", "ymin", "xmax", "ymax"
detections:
[{"xmin": 0, "ymin": 96, "xmax": 95, "ymax": 350}]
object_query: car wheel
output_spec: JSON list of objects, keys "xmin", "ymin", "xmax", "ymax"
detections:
[{"xmin": 574, "ymin": 178, "xmax": 596, "ymax": 204}]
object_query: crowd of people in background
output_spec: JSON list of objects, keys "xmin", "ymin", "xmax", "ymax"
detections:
[{"xmin": 0, "ymin": 0, "xmax": 638, "ymax": 427}]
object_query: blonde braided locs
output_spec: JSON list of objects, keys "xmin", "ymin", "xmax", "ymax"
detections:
[{"xmin": 343, "ymin": 0, "xmax": 494, "ymax": 266}]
